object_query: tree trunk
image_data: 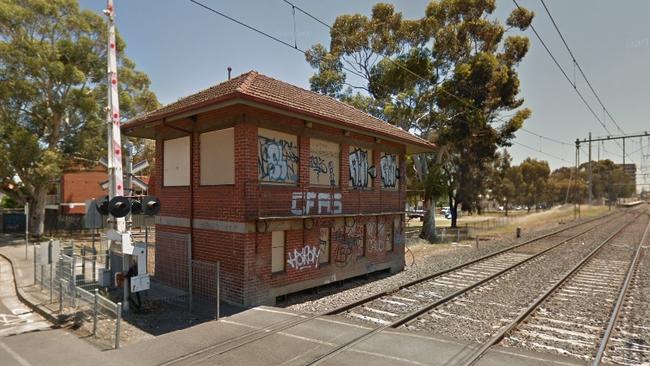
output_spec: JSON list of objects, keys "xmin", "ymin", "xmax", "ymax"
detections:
[
  {"xmin": 28, "ymin": 187, "xmax": 47, "ymax": 238},
  {"xmin": 419, "ymin": 198, "xmax": 437, "ymax": 242},
  {"xmin": 451, "ymin": 200, "xmax": 459, "ymax": 228},
  {"xmin": 504, "ymin": 201, "xmax": 509, "ymax": 217}
]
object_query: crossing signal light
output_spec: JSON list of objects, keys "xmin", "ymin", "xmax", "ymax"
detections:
[
  {"xmin": 108, "ymin": 196, "xmax": 131, "ymax": 218},
  {"xmin": 130, "ymin": 199, "xmax": 142, "ymax": 215},
  {"xmin": 96, "ymin": 196, "xmax": 109, "ymax": 215},
  {"xmin": 142, "ymin": 196, "xmax": 160, "ymax": 216}
]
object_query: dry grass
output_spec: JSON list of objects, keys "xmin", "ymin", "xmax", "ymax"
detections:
[{"xmin": 478, "ymin": 204, "xmax": 611, "ymax": 236}]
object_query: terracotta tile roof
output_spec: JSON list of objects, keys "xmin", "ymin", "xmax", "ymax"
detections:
[{"xmin": 124, "ymin": 71, "xmax": 434, "ymax": 152}]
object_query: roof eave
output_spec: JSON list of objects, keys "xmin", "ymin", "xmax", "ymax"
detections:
[{"xmin": 122, "ymin": 92, "xmax": 436, "ymax": 154}]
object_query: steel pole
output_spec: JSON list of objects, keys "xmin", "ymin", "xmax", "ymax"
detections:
[{"xmin": 589, "ymin": 132, "xmax": 593, "ymax": 206}]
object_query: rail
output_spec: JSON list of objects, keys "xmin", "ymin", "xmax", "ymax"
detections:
[
  {"xmin": 160, "ymin": 209, "xmax": 619, "ymax": 365},
  {"xmin": 456, "ymin": 210, "xmax": 647, "ymax": 366},
  {"xmin": 591, "ymin": 212, "xmax": 650, "ymax": 365}
]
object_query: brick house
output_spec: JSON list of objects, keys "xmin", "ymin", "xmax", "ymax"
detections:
[
  {"xmin": 123, "ymin": 71, "xmax": 434, "ymax": 306},
  {"xmin": 46, "ymin": 166, "xmax": 151, "ymax": 215}
]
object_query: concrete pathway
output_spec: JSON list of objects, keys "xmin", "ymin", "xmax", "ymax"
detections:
[{"xmin": 0, "ymin": 253, "xmax": 109, "ymax": 366}]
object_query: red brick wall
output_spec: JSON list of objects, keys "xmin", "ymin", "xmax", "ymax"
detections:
[
  {"xmin": 152, "ymin": 104, "xmax": 408, "ymax": 305},
  {"xmin": 60, "ymin": 170, "xmax": 107, "ymax": 214}
]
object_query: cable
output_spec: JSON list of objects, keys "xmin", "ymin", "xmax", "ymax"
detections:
[
  {"xmin": 513, "ymin": 141, "xmax": 572, "ymax": 164},
  {"xmin": 539, "ymin": 0, "xmax": 626, "ymax": 136},
  {"xmin": 512, "ymin": 0, "xmax": 633, "ymax": 163},
  {"xmin": 188, "ymin": 0, "xmax": 367, "ymax": 80},
  {"xmin": 281, "ymin": 0, "xmax": 576, "ymax": 163},
  {"xmin": 520, "ymin": 128, "xmax": 571, "ymax": 146}
]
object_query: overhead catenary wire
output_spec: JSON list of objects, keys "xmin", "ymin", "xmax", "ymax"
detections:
[
  {"xmin": 539, "ymin": 0, "xmax": 626, "ymax": 136},
  {"xmin": 189, "ymin": 0, "xmax": 577, "ymax": 165},
  {"xmin": 187, "ymin": 0, "xmax": 367, "ymax": 81},
  {"xmin": 512, "ymin": 0, "xmax": 633, "ymax": 163},
  {"xmin": 281, "ymin": 0, "xmax": 576, "ymax": 164}
]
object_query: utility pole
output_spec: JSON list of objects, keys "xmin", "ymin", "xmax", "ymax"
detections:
[
  {"xmin": 575, "ymin": 139, "xmax": 580, "ymax": 219},
  {"xmin": 589, "ymin": 132, "xmax": 593, "ymax": 206}
]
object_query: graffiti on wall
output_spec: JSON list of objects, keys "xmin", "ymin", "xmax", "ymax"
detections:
[
  {"xmin": 291, "ymin": 192, "xmax": 342, "ymax": 215},
  {"xmin": 349, "ymin": 148, "xmax": 376, "ymax": 188},
  {"xmin": 366, "ymin": 220, "xmax": 384, "ymax": 253},
  {"xmin": 258, "ymin": 135, "xmax": 299, "ymax": 183},
  {"xmin": 310, "ymin": 138, "xmax": 339, "ymax": 187},
  {"xmin": 332, "ymin": 220, "xmax": 368, "ymax": 267},
  {"xmin": 380, "ymin": 154, "xmax": 399, "ymax": 188},
  {"xmin": 287, "ymin": 245, "xmax": 321, "ymax": 270},
  {"xmin": 309, "ymin": 156, "xmax": 336, "ymax": 187},
  {"xmin": 394, "ymin": 216, "xmax": 405, "ymax": 247}
]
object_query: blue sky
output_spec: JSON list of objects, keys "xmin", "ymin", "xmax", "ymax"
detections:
[{"xmin": 80, "ymin": 0, "xmax": 650, "ymax": 184}]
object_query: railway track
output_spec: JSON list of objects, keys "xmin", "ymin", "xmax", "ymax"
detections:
[
  {"xmin": 454, "ymin": 207, "xmax": 650, "ymax": 366},
  {"xmin": 157, "ymin": 209, "xmax": 630, "ymax": 366},
  {"xmin": 303, "ymin": 208, "xmax": 644, "ymax": 365},
  {"xmin": 597, "ymin": 213, "xmax": 650, "ymax": 365}
]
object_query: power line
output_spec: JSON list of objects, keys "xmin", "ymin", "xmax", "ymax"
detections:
[
  {"xmin": 539, "ymin": 0, "xmax": 626, "ymax": 136},
  {"xmin": 520, "ymin": 128, "xmax": 571, "ymax": 146},
  {"xmin": 512, "ymin": 0, "xmax": 633, "ymax": 163},
  {"xmin": 514, "ymin": 141, "xmax": 572, "ymax": 164},
  {"xmin": 281, "ymin": 0, "xmax": 575, "ymax": 164},
  {"xmin": 187, "ymin": 0, "xmax": 367, "ymax": 81}
]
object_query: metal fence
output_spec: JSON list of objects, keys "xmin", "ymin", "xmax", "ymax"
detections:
[
  {"xmin": 34, "ymin": 241, "xmax": 122, "ymax": 349},
  {"xmin": 154, "ymin": 232, "xmax": 221, "ymax": 317}
]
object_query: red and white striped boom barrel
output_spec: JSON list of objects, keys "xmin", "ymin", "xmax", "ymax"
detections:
[{"xmin": 105, "ymin": 0, "xmax": 125, "ymax": 232}]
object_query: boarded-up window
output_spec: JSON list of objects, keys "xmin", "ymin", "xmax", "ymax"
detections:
[
  {"xmin": 380, "ymin": 153, "xmax": 399, "ymax": 189},
  {"xmin": 348, "ymin": 146, "xmax": 373, "ymax": 189},
  {"xmin": 258, "ymin": 128, "xmax": 299, "ymax": 184},
  {"xmin": 271, "ymin": 231, "xmax": 285, "ymax": 273},
  {"xmin": 319, "ymin": 227, "xmax": 330, "ymax": 264},
  {"xmin": 384, "ymin": 219, "xmax": 394, "ymax": 252},
  {"xmin": 310, "ymin": 139, "xmax": 340, "ymax": 186},
  {"xmin": 200, "ymin": 128, "xmax": 234, "ymax": 185},
  {"xmin": 163, "ymin": 136, "xmax": 190, "ymax": 186}
]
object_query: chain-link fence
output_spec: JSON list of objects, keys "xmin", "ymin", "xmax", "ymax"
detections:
[
  {"xmin": 33, "ymin": 241, "xmax": 122, "ymax": 349},
  {"xmin": 154, "ymin": 232, "xmax": 221, "ymax": 318}
]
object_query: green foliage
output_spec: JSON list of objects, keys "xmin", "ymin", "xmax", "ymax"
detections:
[
  {"xmin": 305, "ymin": 0, "xmax": 534, "ymax": 227},
  {"xmin": 519, "ymin": 158, "xmax": 550, "ymax": 211},
  {"xmin": 0, "ymin": 0, "xmax": 159, "ymax": 234}
]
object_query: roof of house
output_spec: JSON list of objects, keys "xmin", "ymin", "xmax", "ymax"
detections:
[{"xmin": 123, "ymin": 71, "xmax": 435, "ymax": 153}]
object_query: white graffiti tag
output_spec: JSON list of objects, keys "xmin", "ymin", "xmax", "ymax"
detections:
[
  {"xmin": 287, "ymin": 245, "xmax": 321, "ymax": 270},
  {"xmin": 291, "ymin": 192, "xmax": 342, "ymax": 215},
  {"xmin": 380, "ymin": 154, "xmax": 399, "ymax": 188}
]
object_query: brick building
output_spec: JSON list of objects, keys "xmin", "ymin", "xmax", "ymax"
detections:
[
  {"xmin": 123, "ymin": 71, "xmax": 435, "ymax": 306},
  {"xmin": 46, "ymin": 166, "xmax": 151, "ymax": 215}
]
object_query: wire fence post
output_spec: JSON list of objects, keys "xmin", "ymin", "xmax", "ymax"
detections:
[
  {"xmin": 58, "ymin": 256, "xmax": 63, "ymax": 313},
  {"xmin": 92, "ymin": 228, "xmax": 96, "ymax": 283},
  {"xmin": 216, "ymin": 261, "xmax": 220, "ymax": 320},
  {"xmin": 71, "ymin": 254, "xmax": 77, "ymax": 308},
  {"xmin": 188, "ymin": 234, "xmax": 193, "ymax": 313},
  {"xmin": 93, "ymin": 289, "xmax": 98, "ymax": 338},
  {"xmin": 49, "ymin": 260, "xmax": 53, "ymax": 303},
  {"xmin": 115, "ymin": 302, "xmax": 122, "ymax": 349}
]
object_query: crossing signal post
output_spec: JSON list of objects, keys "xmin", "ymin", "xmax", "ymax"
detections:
[{"xmin": 102, "ymin": 0, "xmax": 160, "ymax": 312}]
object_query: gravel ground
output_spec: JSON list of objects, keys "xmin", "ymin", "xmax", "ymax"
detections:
[
  {"xmin": 402, "ymin": 210, "xmax": 639, "ymax": 343},
  {"xmin": 284, "ymin": 211, "xmax": 617, "ymax": 314},
  {"xmin": 603, "ymin": 216, "xmax": 650, "ymax": 365},
  {"xmin": 500, "ymin": 213, "xmax": 649, "ymax": 361}
]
